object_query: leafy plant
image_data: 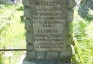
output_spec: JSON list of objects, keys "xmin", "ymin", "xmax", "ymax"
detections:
[
  {"xmin": 16, "ymin": 5, "xmax": 24, "ymax": 11},
  {"xmin": 0, "ymin": 53, "xmax": 4, "ymax": 64}
]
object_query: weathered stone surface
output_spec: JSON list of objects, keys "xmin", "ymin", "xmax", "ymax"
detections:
[
  {"xmin": 26, "ymin": 31, "xmax": 32, "ymax": 43},
  {"xmin": 31, "ymin": 0, "xmax": 67, "ymax": 51},
  {"xmin": 68, "ymin": 0, "xmax": 76, "ymax": 8},
  {"xmin": 24, "ymin": 7, "xmax": 31, "ymax": 18},
  {"xmin": 22, "ymin": 60, "xmax": 35, "ymax": 64},
  {"xmin": 66, "ymin": 45, "xmax": 72, "ymax": 57},
  {"xmin": 60, "ymin": 45, "xmax": 72, "ymax": 59},
  {"xmin": 22, "ymin": 0, "xmax": 30, "ymax": 6},
  {"xmin": 25, "ymin": 19, "xmax": 32, "ymax": 32},
  {"xmin": 36, "ymin": 51, "xmax": 45, "ymax": 59},
  {"xmin": 45, "ymin": 52, "xmax": 59, "ymax": 60},
  {"xmin": 22, "ymin": 0, "xmax": 75, "ymax": 64},
  {"xmin": 23, "ymin": 60, "xmax": 71, "ymax": 64},
  {"xmin": 67, "ymin": 9, "xmax": 74, "ymax": 22},
  {"xmin": 25, "ymin": 51, "xmax": 36, "ymax": 60},
  {"xmin": 26, "ymin": 44, "xmax": 33, "ymax": 50}
]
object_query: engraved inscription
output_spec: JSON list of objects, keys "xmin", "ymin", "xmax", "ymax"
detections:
[
  {"xmin": 35, "ymin": 1, "xmax": 59, "ymax": 6},
  {"xmin": 31, "ymin": 0, "xmax": 67, "ymax": 51}
]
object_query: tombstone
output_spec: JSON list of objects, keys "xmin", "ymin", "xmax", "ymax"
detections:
[
  {"xmin": 78, "ymin": 0, "xmax": 93, "ymax": 18},
  {"xmin": 22, "ymin": 0, "xmax": 75, "ymax": 64}
]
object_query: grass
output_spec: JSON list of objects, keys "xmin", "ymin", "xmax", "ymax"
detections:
[
  {"xmin": 73, "ymin": 7, "xmax": 93, "ymax": 64},
  {"xmin": 0, "ymin": 4, "xmax": 26, "ymax": 64},
  {"xmin": 1, "ymin": 11, "xmax": 26, "ymax": 48}
]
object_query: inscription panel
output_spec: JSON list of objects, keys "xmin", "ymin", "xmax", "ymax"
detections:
[{"xmin": 31, "ymin": 0, "xmax": 67, "ymax": 51}]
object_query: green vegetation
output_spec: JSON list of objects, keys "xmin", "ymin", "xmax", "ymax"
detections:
[
  {"xmin": 72, "ymin": 9, "xmax": 93, "ymax": 64},
  {"xmin": 0, "ymin": 53, "xmax": 3, "ymax": 64},
  {"xmin": 0, "ymin": 4, "xmax": 26, "ymax": 64}
]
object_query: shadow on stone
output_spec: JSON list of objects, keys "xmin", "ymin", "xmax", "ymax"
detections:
[{"xmin": 22, "ymin": 59, "xmax": 71, "ymax": 64}]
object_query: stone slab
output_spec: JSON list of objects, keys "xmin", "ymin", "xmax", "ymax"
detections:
[{"xmin": 30, "ymin": 0, "xmax": 68, "ymax": 51}]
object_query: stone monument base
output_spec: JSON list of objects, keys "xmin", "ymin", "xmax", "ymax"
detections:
[{"xmin": 22, "ymin": 59, "xmax": 71, "ymax": 64}]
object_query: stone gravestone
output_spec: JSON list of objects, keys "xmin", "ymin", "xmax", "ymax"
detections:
[
  {"xmin": 22, "ymin": 0, "xmax": 75, "ymax": 64},
  {"xmin": 78, "ymin": 0, "xmax": 93, "ymax": 18}
]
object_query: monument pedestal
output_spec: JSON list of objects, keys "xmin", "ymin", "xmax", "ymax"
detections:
[
  {"xmin": 23, "ymin": 59, "xmax": 71, "ymax": 64},
  {"xmin": 22, "ymin": 44, "xmax": 73, "ymax": 64}
]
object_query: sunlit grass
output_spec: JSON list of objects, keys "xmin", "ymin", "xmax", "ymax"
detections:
[
  {"xmin": 1, "ymin": 11, "xmax": 26, "ymax": 48},
  {"xmin": 73, "ymin": 12, "xmax": 93, "ymax": 64},
  {"xmin": 0, "ymin": 5, "xmax": 26, "ymax": 64}
]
